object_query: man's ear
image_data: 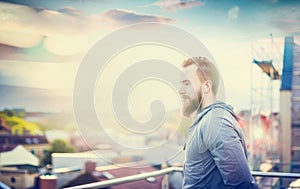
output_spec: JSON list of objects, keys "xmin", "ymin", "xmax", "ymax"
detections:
[
  {"xmin": 202, "ymin": 85, "xmax": 208, "ymax": 93},
  {"xmin": 202, "ymin": 80, "xmax": 212, "ymax": 93}
]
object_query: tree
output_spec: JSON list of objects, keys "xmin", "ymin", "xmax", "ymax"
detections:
[
  {"xmin": 0, "ymin": 109, "xmax": 42, "ymax": 135},
  {"xmin": 42, "ymin": 139, "xmax": 75, "ymax": 166},
  {"xmin": 3, "ymin": 109, "xmax": 16, "ymax": 117}
]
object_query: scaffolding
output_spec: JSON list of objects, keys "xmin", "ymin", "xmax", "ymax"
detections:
[{"xmin": 249, "ymin": 35, "xmax": 283, "ymax": 169}]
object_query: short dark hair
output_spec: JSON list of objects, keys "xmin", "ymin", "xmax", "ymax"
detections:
[{"xmin": 182, "ymin": 57, "xmax": 219, "ymax": 94}]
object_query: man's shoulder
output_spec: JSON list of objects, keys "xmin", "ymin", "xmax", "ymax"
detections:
[
  {"xmin": 198, "ymin": 106, "xmax": 239, "ymax": 135},
  {"xmin": 200, "ymin": 106, "xmax": 231, "ymax": 123}
]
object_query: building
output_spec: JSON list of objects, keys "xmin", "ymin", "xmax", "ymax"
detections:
[
  {"xmin": 0, "ymin": 145, "xmax": 39, "ymax": 189},
  {"xmin": 52, "ymin": 150, "xmax": 118, "ymax": 169},
  {"xmin": 0, "ymin": 118, "xmax": 49, "ymax": 160},
  {"xmin": 0, "ymin": 118, "xmax": 11, "ymax": 135},
  {"xmin": 280, "ymin": 36, "xmax": 300, "ymax": 170}
]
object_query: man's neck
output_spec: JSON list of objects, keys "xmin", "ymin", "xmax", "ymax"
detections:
[{"xmin": 200, "ymin": 94, "xmax": 217, "ymax": 111}]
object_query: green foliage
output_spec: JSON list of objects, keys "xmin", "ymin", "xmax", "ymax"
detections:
[
  {"xmin": 3, "ymin": 108, "xmax": 25, "ymax": 118},
  {"xmin": 11, "ymin": 117, "xmax": 41, "ymax": 135},
  {"xmin": 15, "ymin": 110, "xmax": 25, "ymax": 118},
  {"xmin": 42, "ymin": 150, "xmax": 52, "ymax": 166},
  {"xmin": 50, "ymin": 139, "xmax": 75, "ymax": 153},
  {"xmin": 3, "ymin": 109, "xmax": 15, "ymax": 117},
  {"xmin": 42, "ymin": 139, "xmax": 75, "ymax": 166},
  {"xmin": 0, "ymin": 109, "xmax": 75, "ymax": 134},
  {"xmin": 0, "ymin": 112, "xmax": 42, "ymax": 135}
]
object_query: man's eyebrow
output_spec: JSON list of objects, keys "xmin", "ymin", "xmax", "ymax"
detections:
[{"xmin": 182, "ymin": 80, "xmax": 190, "ymax": 83}]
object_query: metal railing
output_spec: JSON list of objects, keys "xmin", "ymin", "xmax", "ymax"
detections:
[
  {"xmin": 64, "ymin": 167, "xmax": 182, "ymax": 189},
  {"xmin": 63, "ymin": 167, "xmax": 300, "ymax": 189}
]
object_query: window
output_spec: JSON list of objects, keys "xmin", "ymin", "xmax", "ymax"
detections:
[{"xmin": 10, "ymin": 177, "xmax": 16, "ymax": 183}]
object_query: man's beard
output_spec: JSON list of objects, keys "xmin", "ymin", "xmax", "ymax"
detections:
[{"xmin": 181, "ymin": 91, "xmax": 203, "ymax": 117}]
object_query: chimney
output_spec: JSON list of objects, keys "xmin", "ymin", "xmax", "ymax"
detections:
[
  {"xmin": 38, "ymin": 164, "xmax": 57, "ymax": 189},
  {"xmin": 85, "ymin": 161, "xmax": 96, "ymax": 174},
  {"xmin": 39, "ymin": 175, "xmax": 57, "ymax": 189}
]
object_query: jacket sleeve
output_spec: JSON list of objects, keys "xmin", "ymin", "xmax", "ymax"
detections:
[{"xmin": 201, "ymin": 109, "xmax": 258, "ymax": 189}]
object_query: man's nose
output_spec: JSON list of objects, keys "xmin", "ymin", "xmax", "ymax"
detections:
[{"xmin": 179, "ymin": 85, "xmax": 185, "ymax": 95}]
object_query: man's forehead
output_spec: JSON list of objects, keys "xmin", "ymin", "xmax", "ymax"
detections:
[
  {"xmin": 181, "ymin": 64, "xmax": 198, "ymax": 80},
  {"xmin": 184, "ymin": 64, "xmax": 198, "ymax": 73}
]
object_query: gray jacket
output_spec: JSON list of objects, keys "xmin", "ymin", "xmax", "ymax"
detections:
[{"xmin": 183, "ymin": 101, "xmax": 258, "ymax": 189}]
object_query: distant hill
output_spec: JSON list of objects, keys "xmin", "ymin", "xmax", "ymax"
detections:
[{"xmin": 0, "ymin": 84, "xmax": 72, "ymax": 113}]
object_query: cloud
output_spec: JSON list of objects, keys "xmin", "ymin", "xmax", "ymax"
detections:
[
  {"xmin": 262, "ymin": 0, "xmax": 279, "ymax": 3},
  {"xmin": 66, "ymin": 0, "xmax": 105, "ymax": 2},
  {"xmin": 263, "ymin": 5, "xmax": 300, "ymax": 36},
  {"xmin": 268, "ymin": 0, "xmax": 278, "ymax": 2},
  {"xmin": 0, "ymin": 2, "xmax": 101, "ymax": 55},
  {"xmin": 227, "ymin": 6, "xmax": 239, "ymax": 21},
  {"xmin": 100, "ymin": 9, "xmax": 175, "ymax": 27},
  {"xmin": 0, "ymin": 41, "xmax": 80, "ymax": 62},
  {"xmin": 58, "ymin": 6, "xmax": 86, "ymax": 17},
  {"xmin": 0, "ymin": 2, "xmax": 99, "ymax": 37},
  {"xmin": 151, "ymin": 0, "xmax": 205, "ymax": 12},
  {"xmin": 0, "ymin": 2, "xmax": 175, "ymax": 56},
  {"xmin": 250, "ymin": 0, "xmax": 279, "ymax": 3}
]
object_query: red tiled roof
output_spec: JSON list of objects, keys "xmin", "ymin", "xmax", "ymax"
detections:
[
  {"xmin": 100, "ymin": 166, "xmax": 163, "ymax": 189},
  {"xmin": 62, "ymin": 173, "xmax": 105, "ymax": 189},
  {"xmin": 13, "ymin": 135, "xmax": 48, "ymax": 144},
  {"xmin": 0, "ymin": 144, "xmax": 17, "ymax": 152},
  {"xmin": 62, "ymin": 165, "xmax": 164, "ymax": 189},
  {"xmin": 0, "ymin": 118, "xmax": 11, "ymax": 132},
  {"xmin": 0, "ymin": 134, "xmax": 48, "ymax": 145}
]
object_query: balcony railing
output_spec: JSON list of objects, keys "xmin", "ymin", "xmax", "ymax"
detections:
[{"xmin": 63, "ymin": 167, "xmax": 300, "ymax": 189}]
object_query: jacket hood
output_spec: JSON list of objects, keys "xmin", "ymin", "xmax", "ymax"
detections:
[
  {"xmin": 206, "ymin": 101, "xmax": 234, "ymax": 113},
  {"xmin": 194, "ymin": 101, "xmax": 237, "ymax": 124},
  {"xmin": 200, "ymin": 100, "xmax": 233, "ymax": 114}
]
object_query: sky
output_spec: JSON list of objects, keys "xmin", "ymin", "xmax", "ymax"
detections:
[{"xmin": 0, "ymin": 0, "xmax": 300, "ymax": 113}]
